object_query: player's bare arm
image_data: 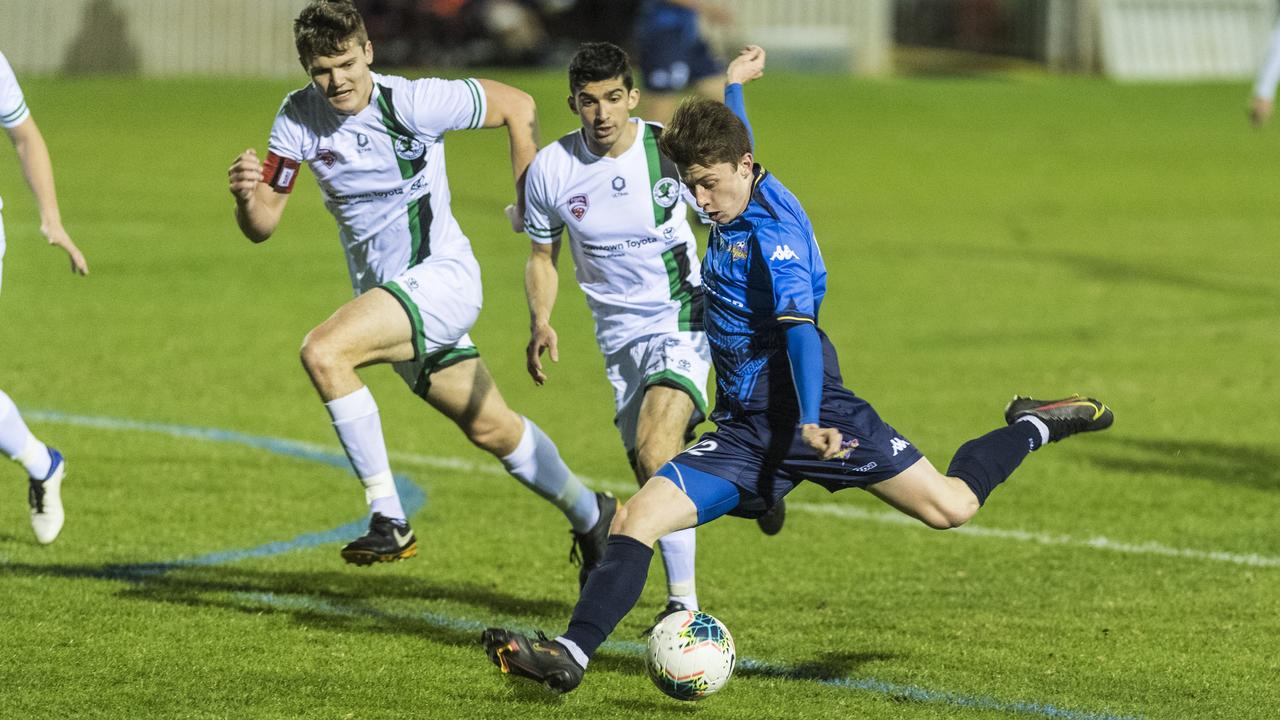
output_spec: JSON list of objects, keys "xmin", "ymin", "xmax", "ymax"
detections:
[
  {"xmin": 725, "ymin": 45, "xmax": 765, "ymax": 86},
  {"xmin": 476, "ymin": 79, "xmax": 539, "ymax": 225},
  {"xmin": 6, "ymin": 117, "xmax": 88, "ymax": 275},
  {"xmin": 228, "ymin": 148, "xmax": 290, "ymax": 243},
  {"xmin": 524, "ymin": 240, "xmax": 561, "ymax": 385}
]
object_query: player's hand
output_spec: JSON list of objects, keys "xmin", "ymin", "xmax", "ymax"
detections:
[
  {"xmin": 1250, "ymin": 96, "xmax": 1274, "ymax": 127},
  {"xmin": 726, "ymin": 45, "xmax": 765, "ymax": 86},
  {"xmin": 526, "ymin": 322, "xmax": 559, "ymax": 385},
  {"xmin": 504, "ymin": 203, "xmax": 523, "ymax": 233},
  {"xmin": 42, "ymin": 223, "xmax": 88, "ymax": 276},
  {"xmin": 228, "ymin": 149, "xmax": 263, "ymax": 204},
  {"xmin": 801, "ymin": 423, "xmax": 844, "ymax": 460}
]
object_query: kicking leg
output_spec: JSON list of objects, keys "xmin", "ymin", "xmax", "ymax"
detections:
[
  {"xmin": 633, "ymin": 385, "xmax": 700, "ymax": 614},
  {"xmin": 483, "ymin": 475, "xmax": 701, "ymax": 692}
]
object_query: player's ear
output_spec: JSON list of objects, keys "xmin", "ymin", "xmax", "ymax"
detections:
[
  {"xmin": 738, "ymin": 153, "xmax": 754, "ymax": 177},
  {"xmin": 567, "ymin": 94, "xmax": 578, "ymax": 114},
  {"xmin": 627, "ymin": 88, "xmax": 640, "ymax": 110},
  {"xmin": 363, "ymin": 40, "xmax": 374, "ymax": 64}
]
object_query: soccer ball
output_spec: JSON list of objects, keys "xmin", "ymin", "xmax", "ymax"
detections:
[{"xmin": 645, "ymin": 610, "xmax": 736, "ymax": 701}]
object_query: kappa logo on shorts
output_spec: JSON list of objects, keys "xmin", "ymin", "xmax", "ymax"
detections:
[
  {"xmin": 569, "ymin": 194, "xmax": 589, "ymax": 221},
  {"xmin": 395, "ymin": 136, "xmax": 427, "ymax": 161},
  {"xmin": 890, "ymin": 437, "xmax": 911, "ymax": 456},
  {"xmin": 652, "ymin": 177, "xmax": 680, "ymax": 208},
  {"xmin": 316, "ymin": 148, "xmax": 338, "ymax": 167}
]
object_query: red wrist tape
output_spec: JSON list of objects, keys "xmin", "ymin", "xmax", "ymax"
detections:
[{"xmin": 262, "ymin": 152, "xmax": 300, "ymax": 193}]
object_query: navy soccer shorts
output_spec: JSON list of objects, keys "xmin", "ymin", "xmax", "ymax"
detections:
[
  {"xmin": 634, "ymin": 19, "xmax": 721, "ymax": 92},
  {"xmin": 656, "ymin": 395, "xmax": 924, "ymax": 524}
]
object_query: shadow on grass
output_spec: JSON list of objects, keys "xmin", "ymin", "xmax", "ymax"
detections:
[{"xmin": 1079, "ymin": 435, "xmax": 1280, "ymax": 491}]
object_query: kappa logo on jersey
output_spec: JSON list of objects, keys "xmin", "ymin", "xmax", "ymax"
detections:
[
  {"xmin": 890, "ymin": 437, "xmax": 911, "ymax": 456},
  {"xmin": 316, "ymin": 148, "xmax": 338, "ymax": 168},
  {"xmin": 769, "ymin": 245, "xmax": 799, "ymax": 262},
  {"xmin": 652, "ymin": 177, "xmax": 679, "ymax": 208},
  {"xmin": 394, "ymin": 136, "xmax": 426, "ymax": 161},
  {"xmin": 569, "ymin": 194, "xmax": 589, "ymax": 221}
]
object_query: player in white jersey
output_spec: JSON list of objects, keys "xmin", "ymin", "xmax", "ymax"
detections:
[
  {"xmin": 226, "ymin": 0, "xmax": 614, "ymax": 579},
  {"xmin": 1251, "ymin": 18, "xmax": 1280, "ymax": 126},
  {"xmin": 521, "ymin": 42, "xmax": 783, "ymax": 619},
  {"xmin": 0, "ymin": 50, "xmax": 89, "ymax": 545}
]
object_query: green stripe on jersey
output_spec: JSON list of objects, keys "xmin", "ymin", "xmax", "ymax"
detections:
[
  {"xmin": 375, "ymin": 85, "xmax": 423, "ymax": 180},
  {"xmin": 662, "ymin": 247, "xmax": 694, "ymax": 331},
  {"xmin": 643, "ymin": 125, "xmax": 667, "ymax": 227},
  {"xmin": 407, "ymin": 194, "xmax": 433, "ymax": 266},
  {"xmin": 463, "ymin": 78, "xmax": 483, "ymax": 129},
  {"xmin": 379, "ymin": 282, "xmax": 426, "ymax": 358}
]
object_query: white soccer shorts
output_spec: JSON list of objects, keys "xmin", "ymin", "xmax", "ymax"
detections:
[{"xmin": 604, "ymin": 331, "xmax": 711, "ymax": 453}]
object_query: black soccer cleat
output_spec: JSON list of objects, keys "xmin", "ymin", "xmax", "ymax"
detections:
[
  {"xmin": 1004, "ymin": 394, "xmax": 1114, "ymax": 443},
  {"xmin": 569, "ymin": 491, "xmax": 618, "ymax": 589},
  {"xmin": 482, "ymin": 628, "xmax": 584, "ymax": 694},
  {"xmin": 340, "ymin": 513, "xmax": 418, "ymax": 566},
  {"xmin": 652, "ymin": 599, "xmax": 692, "ymax": 627},
  {"xmin": 756, "ymin": 497, "xmax": 786, "ymax": 536}
]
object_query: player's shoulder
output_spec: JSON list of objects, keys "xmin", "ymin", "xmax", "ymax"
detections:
[
  {"xmin": 747, "ymin": 171, "xmax": 812, "ymax": 240},
  {"xmin": 531, "ymin": 129, "xmax": 583, "ymax": 174}
]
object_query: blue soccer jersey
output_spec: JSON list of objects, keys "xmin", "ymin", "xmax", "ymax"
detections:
[{"xmin": 701, "ymin": 169, "xmax": 833, "ymax": 419}]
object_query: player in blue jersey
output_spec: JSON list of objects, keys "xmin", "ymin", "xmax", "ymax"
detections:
[
  {"xmin": 632, "ymin": 0, "xmax": 731, "ymax": 126},
  {"xmin": 480, "ymin": 46, "xmax": 1114, "ymax": 693}
]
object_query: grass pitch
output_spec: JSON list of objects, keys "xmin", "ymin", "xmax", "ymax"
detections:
[{"xmin": 0, "ymin": 69, "xmax": 1277, "ymax": 719}]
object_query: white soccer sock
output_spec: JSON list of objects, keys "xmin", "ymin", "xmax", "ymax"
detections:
[
  {"xmin": 324, "ymin": 387, "xmax": 405, "ymax": 521},
  {"xmin": 658, "ymin": 528, "xmax": 698, "ymax": 608},
  {"xmin": 554, "ymin": 635, "xmax": 590, "ymax": 669},
  {"xmin": 0, "ymin": 390, "xmax": 51, "ymax": 478},
  {"xmin": 1016, "ymin": 416, "xmax": 1050, "ymax": 449},
  {"xmin": 500, "ymin": 417, "xmax": 599, "ymax": 533}
]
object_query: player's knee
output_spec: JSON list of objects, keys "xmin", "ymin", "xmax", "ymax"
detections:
[
  {"xmin": 299, "ymin": 331, "xmax": 341, "ymax": 378},
  {"xmin": 921, "ymin": 496, "xmax": 979, "ymax": 530},
  {"xmin": 464, "ymin": 409, "xmax": 523, "ymax": 456}
]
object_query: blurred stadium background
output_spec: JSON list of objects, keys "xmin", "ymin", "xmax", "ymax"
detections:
[{"xmin": 1, "ymin": 0, "xmax": 1278, "ymax": 80}]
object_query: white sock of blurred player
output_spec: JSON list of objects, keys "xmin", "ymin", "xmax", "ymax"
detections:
[
  {"xmin": 659, "ymin": 529, "xmax": 698, "ymax": 609},
  {"xmin": 501, "ymin": 418, "xmax": 599, "ymax": 532},
  {"xmin": 325, "ymin": 386, "xmax": 406, "ymax": 521},
  {"xmin": 0, "ymin": 390, "xmax": 52, "ymax": 479}
]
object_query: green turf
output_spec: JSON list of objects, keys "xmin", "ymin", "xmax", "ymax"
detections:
[{"xmin": 1, "ymin": 69, "xmax": 1278, "ymax": 719}]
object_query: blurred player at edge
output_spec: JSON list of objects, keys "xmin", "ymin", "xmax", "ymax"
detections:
[
  {"xmin": 0, "ymin": 50, "xmax": 89, "ymax": 545},
  {"xmin": 1251, "ymin": 17, "xmax": 1280, "ymax": 126},
  {"xmin": 481, "ymin": 46, "xmax": 1116, "ymax": 693},
  {"xmin": 519, "ymin": 42, "xmax": 785, "ymax": 611},
  {"xmin": 226, "ymin": 0, "xmax": 614, "ymax": 576},
  {"xmin": 632, "ymin": 0, "xmax": 732, "ymax": 126}
]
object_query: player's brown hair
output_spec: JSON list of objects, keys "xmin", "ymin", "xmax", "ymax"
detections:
[
  {"xmin": 294, "ymin": 0, "xmax": 368, "ymax": 65},
  {"xmin": 658, "ymin": 97, "xmax": 753, "ymax": 170}
]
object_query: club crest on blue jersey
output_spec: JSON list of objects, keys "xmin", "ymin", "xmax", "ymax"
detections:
[
  {"xmin": 569, "ymin": 194, "xmax": 589, "ymax": 220},
  {"xmin": 652, "ymin": 177, "xmax": 679, "ymax": 208},
  {"xmin": 394, "ymin": 136, "xmax": 426, "ymax": 161}
]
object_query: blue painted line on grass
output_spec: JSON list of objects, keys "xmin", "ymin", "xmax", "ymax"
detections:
[
  {"xmin": 25, "ymin": 409, "xmax": 425, "ymax": 573},
  {"xmin": 24, "ymin": 410, "xmax": 1141, "ymax": 720}
]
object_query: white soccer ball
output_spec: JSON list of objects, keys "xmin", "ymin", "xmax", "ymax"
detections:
[{"xmin": 645, "ymin": 610, "xmax": 736, "ymax": 701}]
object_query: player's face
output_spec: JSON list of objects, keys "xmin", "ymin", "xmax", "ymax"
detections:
[
  {"xmin": 682, "ymin": 155, "xmax": 754, "ymax": 224},
  {"xmin": 569, "ymin": 77, "xmax": 640, "ymax": 154},
  {"xmin": 305, "ymin": 39, "xmax": 375, "ymax": 115}
]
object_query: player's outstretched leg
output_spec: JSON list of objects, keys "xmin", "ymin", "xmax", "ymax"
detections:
[
  {"xmin": 483, "ymin": 475, "xmax": 698, "ymax": 693},
  {"xmin": 0, "ymin": 390, "xmax": 65, "ymax": 544}
]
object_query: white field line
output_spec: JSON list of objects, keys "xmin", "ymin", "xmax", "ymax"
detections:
[{"xmin": 385, "ymin": 449, "xmax": 1280, "ymax": 569}]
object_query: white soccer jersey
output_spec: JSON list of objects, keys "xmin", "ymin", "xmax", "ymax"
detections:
[
  {"xmin": 524, "ymin": 118, "xmax": 703, "ymax": 355},
  {"xmin": 267, "ymin": 72, "xmax": 487, "ymax": 294},
  {"xmin": 0, "ymin": 51, "xmax": 31, "ymax": 214}
]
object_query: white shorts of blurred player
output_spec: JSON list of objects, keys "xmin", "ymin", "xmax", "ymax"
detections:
[
  {"xmin": 376, "ymin": 252, "xmax": 484, "ymax": 399},
  {"xmin": 605, "ymin": 331, "xmax": 711, "ymax": 456}
]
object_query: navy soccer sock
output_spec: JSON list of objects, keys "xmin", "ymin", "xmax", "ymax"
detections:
[
  {"xmin": 946, "ymin": 422, "xmax": 1042, "ymax": 505},
  {"xmin": 560, "ymin": 535, "xmax": 654, "ymax": 663}
]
